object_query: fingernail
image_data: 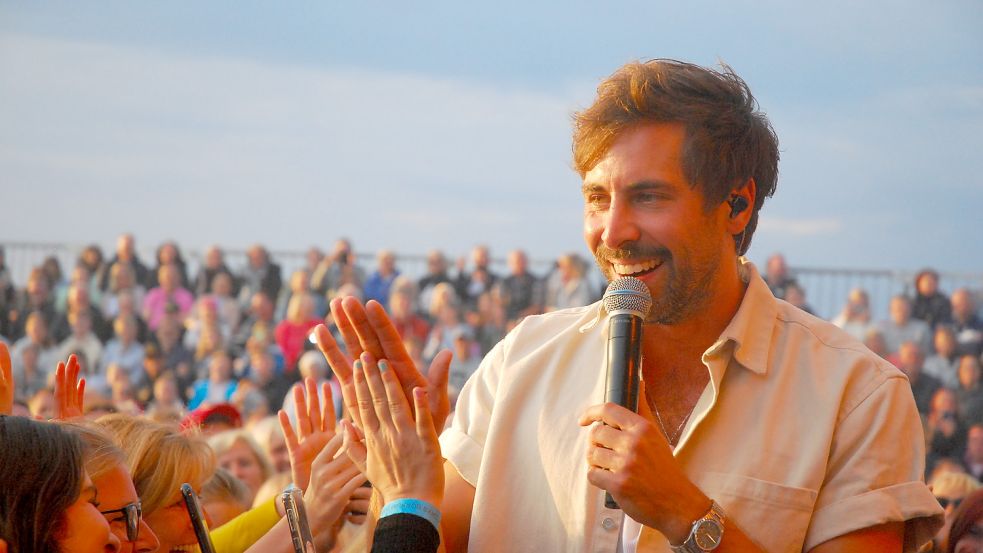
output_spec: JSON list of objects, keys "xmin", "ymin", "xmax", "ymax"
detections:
[
  {"xmin": 379, "ymin": 360, "xmax": 389, "ymax": 373},
  {"xmin": 354, "ymin": 360, "xmax": 362, "ymax": 371}
]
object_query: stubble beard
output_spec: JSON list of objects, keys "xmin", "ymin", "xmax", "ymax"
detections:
[{"xmin": 594, "ymin": 241, "xmax": 720, "ymax": 326}]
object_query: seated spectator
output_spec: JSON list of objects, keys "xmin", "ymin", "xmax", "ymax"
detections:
[
  {"xmin": 4, "ymin": 267, "xmax": 56, "ymax": 342},
  {"xmin": 425, "ymin": 281, "xmax": 459, "ymax": 325},
  {"xmin": 928, "ymin": 470, "xmax": 980, "ymax": 552},
  {"xmin": 390, "ymin": 286, "xmax": 430, "ymax": 345},
  {"xmin": 77, "ymin": 244, "xmax": 106, "ymax": 291},
  {"xmin": 193, "ymin": 244, "xmax": 235, "ymax": 296},
  {"xmin": 783, "ymin": 282, "xmax": 815, "ymax": 315},
  {"xmin": 311, "ymin": 238, "xmax": 365, "ymax": 299},
  {"xmin": 832, "ymin": 287, "xmax": 875, "ymax": 341},
  {"xmin": 913, "ymin": 269, "xmax": 953, "ymax": 331},
  {"xmin": 56, "ymin": 310, "xmax": 104, "ymax": 371},
  {"xmin": 10, "ymin": 310, "xmax": 58, "ymax": 381},
  {"xmin": 448, "ymin": 327, "xmax": 481, "ymax": 403},
  {"xmin": 248, "ymin": 415, "xmax": 292, "ymax": 476},
  {"xmin": 927, "ymin": 388, "xmax": 969, "ymax": 471},
  {"xmin": 0, "ymin": 415, "xmax": 120, "ymax": 551},
  {"xmin": 142, "ymin": 263, "xmax": 194, "ymax": 331},
  {"xmin": 417, "ymin": 249, "xmax": 452, "ymax": 318},
  {"xmin": 899, "ymin": 341, "xmax": 942, "ymax": 415},
  {"xmin": 274, "ymin": 293, "xmax": 320, "ymax": 371},
  {"xmin": 238, "ymin": 346, "xmax": 293, "ymax": 416},
  {"xmin": 951, "ymin": 288, "xmax": 983, "ymax": 357},
  {"xmin": 927, "ymin": 326, "xmax": 963, "ymax": 390},
  {"xmin": 232, "ymin": 291, "xmax": 277, "ymax": 356},
  {"xmin": 144, "ymin": 370, "xmax": 186, "ymax": 420},
  {"xmin": 499, "ymin": 249, "xmax": 542, "ymax": 325},
  {"xmin": 277, "ymin": 268, "xmax": 325, "ymax": 321},
  {"xmin": 151, "ymin": 316, "xmax": 194, "ymax": 391},
  {"xmin": 101, "ymin": 263, "xmax": 146, "ymax": 321},
  {"xmin": 423, "ymin": 303, "xmax": 472, "ymax": 363},
  {"xmin": 469, "ymin": 290, "xmax": 506, "ymax": 356},
  {"xmin": 99, "ymin": 233, "xmax": 150, "ymax": 293},
  {"xmin": 880, "ymin": 295, "xmax": 933, "ymax": 356},
  {"xmin": 61, "ymin": 420, "xmax": 161, "ymax": 552},
  {"xmin": 545, "ymin": 253, "xmax": 594, "ymax": 311},
  {"xmin": 146, "ymin": 240, "xmax": 190, "ymax": 290},
  {"xmin": 455, "ymin": 244, "xmax": 498, "ymax": 310},
  {"xmin": 764, "ymin": 252, "xmax": 796, "ymax": 299},
  {"xmin": 13, "ymin": 342, "xmax": 48, "ymax": 401},
  {"xmin": 209, "ymin": 429, "xmax": 274, "ymax": 506},
  {"xmin": 237, "ymin": 244, "xmax": 283, "ymax": 310},
  {"xmin": 365, "ymin": 250, "xmax": 400, "ymax": 310},
  {"xmin": 55, "ymin": 264, "xmax": 102, "ymax": 316},
  {"xmin": 202, "ymin": 467, "xmax": 253, "ymax": 528},
  {"xmin": 943, "ymin": 488, "xmax": 983, "ymax": 552},
  {"xmin": 957, "ymin": 355, "xmax": 983, "ymax": 426},
  {"xmin": 102, "ymin": 288, "xmax": 148, "ymax": 344},
  {"xmin": 192, "ymin": 323, "xmax": 226, "ymax": 378},
  {"xmin": 189, "ymin": 349, "xmax": 238, "ymax": 410},
  {"xmin": 209, "ymin": 270, "xmax": 242, "ymax": 334},
  {"xmin": 50, "ymin": 284, "xmax": 110, "ymax": 343},
  {"xmin": 100, "ymin": 314, "xmax": 145, "ymax": 380},
  {"xmin": 184, "ymin": 295, "xmax": 231, "ymax": 351}
]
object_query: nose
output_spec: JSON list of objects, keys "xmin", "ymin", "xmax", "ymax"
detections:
[
  {"xmin": 137, "ymin": 518, "xmax": 161, "ymax": 553},
  {"xmin": 106, "ymin": 528, "xmax": 122, "ymax": 552},
  {"xmin": 599, "ymin": 198, "xmax": 641, "ymax": 250}
]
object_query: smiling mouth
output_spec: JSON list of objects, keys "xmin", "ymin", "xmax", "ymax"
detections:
[
  {"xmin": 611, "ymin": 259, "xmax": 662, "ymax": 277},
  {"xmin": 169, "ymin": 545, "xmax": 200, "ymax": 553}
]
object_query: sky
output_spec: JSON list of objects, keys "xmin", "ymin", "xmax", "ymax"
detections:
[{"xmin": 1, "ymin": 1, "xmax": 982, "ymax": 275}]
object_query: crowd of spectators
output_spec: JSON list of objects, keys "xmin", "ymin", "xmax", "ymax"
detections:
[{"xmin": 1, "ymin": 238, "xmax": 982, "ymax": 550}]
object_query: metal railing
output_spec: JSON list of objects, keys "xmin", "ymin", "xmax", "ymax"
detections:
[{"xmin": 2, "ymin": 241, "xmax": 980, "ymax": 321}]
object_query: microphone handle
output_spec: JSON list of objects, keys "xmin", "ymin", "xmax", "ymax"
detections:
[{"xmin": 603, "ymin": 313, "xmax": 643, "ymax": 510}]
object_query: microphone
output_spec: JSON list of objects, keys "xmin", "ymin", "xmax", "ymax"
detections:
[{"xmin": 601, "ymin": 276, "xmax": 652, "ymax": 509}]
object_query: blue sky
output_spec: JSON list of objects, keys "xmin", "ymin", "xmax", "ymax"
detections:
[{"xmin": 1, "ymin": 1, "xmax": 981, "ymax": 273}]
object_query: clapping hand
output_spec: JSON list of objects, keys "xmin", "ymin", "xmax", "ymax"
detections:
[
  {"xmin": 341, "ymin": 353, "xmax": 444, "ymax": 507},
  {"xmin": 314, "ymin": 297, "xmax": 451, "ymax": 434}
]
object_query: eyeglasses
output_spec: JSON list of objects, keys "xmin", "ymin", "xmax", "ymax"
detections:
[
  {"xmin": 100, "ymin": 502, "xmax": 142, "ymax": 542},
  {"xmin": 937, "ymin": 496, "xmax": 963, "ymax": 510}
]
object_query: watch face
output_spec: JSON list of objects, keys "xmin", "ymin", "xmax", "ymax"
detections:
[{"xmin": 694, "ymin": 519, "xmax": 724, "ymax": 550}]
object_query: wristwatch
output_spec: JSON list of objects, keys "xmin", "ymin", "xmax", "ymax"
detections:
[{"xmin": 670, "ymin": 500, "xmax": 725, "ymax": 552}]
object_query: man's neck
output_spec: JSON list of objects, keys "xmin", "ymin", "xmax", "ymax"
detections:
[{"xmin": 641, "ymin": 259, "xmax": 748, "ymax": 371}]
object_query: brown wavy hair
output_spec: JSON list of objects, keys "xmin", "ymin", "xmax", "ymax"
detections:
[{"xmin": 573, "ymin": 59, "xmax": 779, "ymax": 255}]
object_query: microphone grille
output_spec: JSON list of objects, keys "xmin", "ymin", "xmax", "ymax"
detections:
[{"xmin": 603, "ymin": 276, "xmax": 653, "ymax": 317}]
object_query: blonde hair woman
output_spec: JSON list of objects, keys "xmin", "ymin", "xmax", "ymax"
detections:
[{"xmin": 208, "ymin": 429, "xmax": 274, "ymax": 505}]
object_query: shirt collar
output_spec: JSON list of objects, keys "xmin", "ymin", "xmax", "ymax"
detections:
[{"xmin": 705, "ymin": 258, "xmax": 778, "ymax": 376}]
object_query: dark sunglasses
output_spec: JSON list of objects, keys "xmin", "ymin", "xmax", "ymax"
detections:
[
  {"xmin": 100, "ymin": 502, "xmax": 142, "ymax": 542},
  {"xmin": 937, "ymin": 496, "xmax": 963, "ymax": 510}
]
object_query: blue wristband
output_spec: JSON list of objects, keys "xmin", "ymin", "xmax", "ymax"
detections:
[{"xmin": 380, "ymin": 498, "xmax": 442, "ymax": 531}]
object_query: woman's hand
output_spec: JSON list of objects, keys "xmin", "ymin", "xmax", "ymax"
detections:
[
  {"xmin": 278, "ymin": 377, "xmax": 337, "ymax": 491},
  {"xmin": 0, "ymin": 343, "xmax": 13, "ymax": 416},
  {"xmin": 314, "ymin": 297, "xmax": 452, "ymax": 433},
  {"xmin": 341, "ymin": 353, "xmax": 444, "ymax": 507},
  {"xmin": 304, "ymin": 433, "xmax": 367, "ymax": 550},
  {"xmin": 54, "ymin": 354, "xmax": 85, "ymax": 420}
]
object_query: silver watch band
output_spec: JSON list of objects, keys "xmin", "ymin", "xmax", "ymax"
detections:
[{"xmin": 669, "ymin": 500, "xmax": 725, "ymax": 553}]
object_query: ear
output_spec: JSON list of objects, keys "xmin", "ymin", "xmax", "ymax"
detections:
[{"xmin": 725, "ymin": 177, "xmax": 757, "ymax": 236}]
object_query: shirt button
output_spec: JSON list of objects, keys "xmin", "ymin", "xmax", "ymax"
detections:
[{"xmin": 601, "ymin": 517, "xmax": 617, "ymax": 531}]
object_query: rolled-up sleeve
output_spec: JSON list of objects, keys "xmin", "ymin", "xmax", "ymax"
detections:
[{"xmin": 804, "ymin": 375, "xmax": 944, "ymax": 551}]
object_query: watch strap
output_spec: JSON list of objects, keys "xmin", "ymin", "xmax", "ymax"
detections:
[{"xmin": 670, "ymin": 500, "xmax": 725, "ymax": 552}]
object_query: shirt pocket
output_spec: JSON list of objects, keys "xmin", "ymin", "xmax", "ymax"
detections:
[{"xmin": 696, "ymin": 471, "xmax": 818, "ymax": 553}]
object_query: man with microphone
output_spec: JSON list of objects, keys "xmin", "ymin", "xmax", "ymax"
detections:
[{"xmin": 316, "ymin": 59, "xmax": 943, "ymax": 551}]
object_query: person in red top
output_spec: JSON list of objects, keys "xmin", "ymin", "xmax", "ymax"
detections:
[{"xmin": 275, "ymin": 293, "xmax": 320, "ymax": 371}]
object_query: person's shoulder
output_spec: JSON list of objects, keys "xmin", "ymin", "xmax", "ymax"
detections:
[{"xmin": 501, "ymin": 302, "xmax": 603, "ymax": 353}]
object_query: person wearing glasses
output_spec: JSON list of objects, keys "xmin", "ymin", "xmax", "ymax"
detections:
[{"xmin": 62, "ymin": 420, "xmax": 161, "ymax": 553}]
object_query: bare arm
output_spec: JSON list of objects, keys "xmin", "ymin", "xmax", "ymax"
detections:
[
  {"xmin": 807, "ymin": 522, "xmax": 903, "ymax": 553},
  {"xmin": 440, "ymin": 461, "xmax": 476, "ymax": 553}
]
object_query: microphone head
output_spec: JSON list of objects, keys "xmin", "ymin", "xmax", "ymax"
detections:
[{"xmin": 603, "ymin": 277, "xmax": 653, "ymax": 318}]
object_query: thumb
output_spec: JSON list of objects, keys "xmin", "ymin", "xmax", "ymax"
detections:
[
  {"xmin": 635, "ymin": 379, "xmax": 655, "ymax": 423},
  {"xmin": 427, "ymin": 349, "xmax": 452, "ymax": 392},
  {"xmin": 340, "ymin": 420, "xmax": 367, "ymax": 473}
]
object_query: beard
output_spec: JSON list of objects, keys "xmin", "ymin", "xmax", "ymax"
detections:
[{"xmin": 593, "ymin": 240, "xmax": 720, "ymax": 325}]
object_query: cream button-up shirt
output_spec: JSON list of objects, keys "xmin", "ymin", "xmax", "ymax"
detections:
[{"xmin": 441, "ymin": 260, "xmax": 943, "ymax": 552}]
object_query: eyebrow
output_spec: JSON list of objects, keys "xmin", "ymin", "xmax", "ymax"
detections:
[{"xmin": 582, "ymin": 179, "xmax": 676, "ymax": 196}]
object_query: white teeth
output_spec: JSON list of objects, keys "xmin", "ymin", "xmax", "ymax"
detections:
[{"xmin": 612, "ymin": 259, "xmax": 658, "ymax": 275}]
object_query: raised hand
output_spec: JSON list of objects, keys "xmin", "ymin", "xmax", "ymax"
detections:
[
  {"xmin": 303, "ymin": 432, "xmax": 368, "ymax": 551},
  {"xmin": 54, "ymin": 354, "xmax": 85, "ymax": 420},
  {"xmin": 314, "ymin": 296, "xmax": 452, "ymax": 433},
  {"xmin": 278, "ymin": 377, "xmax": 337, "ymax": 491},
  {"xmin": 0, "ymin": 343, "xmax": 12, "ymax": 416},
  {"xmin": 341, "ymin": 354, "xmax": 444, "ymax": 507}
]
